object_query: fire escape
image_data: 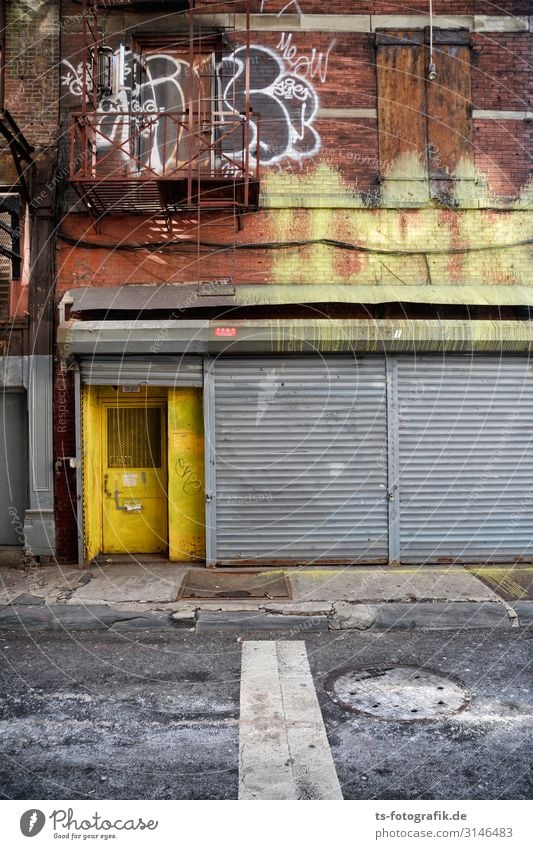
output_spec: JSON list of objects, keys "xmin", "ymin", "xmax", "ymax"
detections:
[{"xmin": 69, "ymin": 0, "xmax": 260, "ymax": 221}]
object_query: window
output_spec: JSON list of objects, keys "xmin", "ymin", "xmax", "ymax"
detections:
[
  {"xmin": 96, "ymin": 34, "xmax": 220, "ymax": 177},
  {"xmin": 0, "ymin": 195, "xmax": 21, "ymax": 318},
  {"xmin": 376, "ymin": 29, "xmax": 474, "ymax": 201}
]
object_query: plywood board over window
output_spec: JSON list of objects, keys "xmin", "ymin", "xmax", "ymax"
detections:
[{"xmin": 376, "ymin": 28, "xmax": 474, "ymax": 203}]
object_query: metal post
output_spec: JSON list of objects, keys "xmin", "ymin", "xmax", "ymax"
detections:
[
  {"xmin": 203, "ymin": 356, "xmax": 217, "ymax": 567},
  {"xmin": 386, "ymin": 356, "xmax": 401, "ymax": 565},
  {"xmin": 74, "ymin": 363, "xmax": 85, "ymax": 566}
]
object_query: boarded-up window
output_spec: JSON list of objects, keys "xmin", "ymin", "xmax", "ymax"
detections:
[{"xmin": 376, "ymin": 29, "xmax": 473, "ymax": 200}]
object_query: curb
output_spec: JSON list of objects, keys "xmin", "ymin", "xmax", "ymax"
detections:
[{"xmin": 0, "ymin": 597, "xmax": 528, "ymax": 632}]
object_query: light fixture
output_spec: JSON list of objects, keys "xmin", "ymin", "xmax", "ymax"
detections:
[{"xmin": 427, "ymin": 0, "xmax": 437, "ymax": 81}]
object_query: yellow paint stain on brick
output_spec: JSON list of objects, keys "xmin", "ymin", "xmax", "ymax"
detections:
[
  {"xmin": 264, "ymin": 162, "xmax": 359, "ymax": 208},
  {"xmin": 263, "ymin": 163, "xmax": 532, "ymax": 289},
  {"xmin": 380, "ymin": 152, "xmax": 430, "ymax": 206}
]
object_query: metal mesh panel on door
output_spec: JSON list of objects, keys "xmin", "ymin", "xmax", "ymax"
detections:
[
  {"xmin": 0, "ymin": 212, "xmax": 11, "ymax": 316},
  {"xmin": 213, "ymin": 357, "xmax": 389, "ymax": 565},
  {"xmin": 107, "ymin": 407, "xmax": 161, "ymax": 468},
  {"xmin": 397, "ymin": 356, "xmax": 533, "ymax": 562}
]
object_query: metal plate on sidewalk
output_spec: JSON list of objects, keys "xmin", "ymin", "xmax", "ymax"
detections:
[
  {"xmin": 466, "ymin": 566, "xmax": 533, "ymax": 601},
  {"xmin": 326, "ymin": 665, "xmax": 470, "ymax": 721},
  {"xmin": 177, "ymin": 569, "xmax": 292, "ymax": 600}
]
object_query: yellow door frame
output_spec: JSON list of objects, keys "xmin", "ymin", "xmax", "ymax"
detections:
[{"xmin": 82, "ymin": 385, "xmax": 205, "ymax": 563}]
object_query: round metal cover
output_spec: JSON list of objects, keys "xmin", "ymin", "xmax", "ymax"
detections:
[{"xmin": 327, "ymin": 665, "xmax": 470, "ymax": 721}]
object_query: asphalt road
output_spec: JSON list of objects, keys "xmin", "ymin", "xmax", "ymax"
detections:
[{"xmin": 0, "ymin": 628, "xmax": 532, "ymax": 800}]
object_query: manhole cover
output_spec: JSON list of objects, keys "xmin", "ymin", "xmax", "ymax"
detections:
[{"xmin": 326, "ymin": 665, "xmax": 470, "ymax": 721}]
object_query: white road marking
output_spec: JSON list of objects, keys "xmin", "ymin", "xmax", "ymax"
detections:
[{"xmin": 239, "ymin": 640, "xmax": 343, "ymax": 800}]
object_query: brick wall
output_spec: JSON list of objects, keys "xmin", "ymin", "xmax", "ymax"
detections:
[
  {"xmin": 54, "ymin": 0, "xmax": 532, "ymax": 561},
  {"xmin": 58, "ymin": 13, "xmax": 531, "ymax": 203},
  {"xmin": 232, "ymin": 2, "xmax": 531, "ymax": 14},
  {"xmin": 474, "ymin": 120, "xmax": 532, "ymax": 196},
  {"xmin": 4, "ymin": 0, "xmax": 60, "ymax": 150},
  {"xmin": 56, "ymin": 206, "xmax": 533, "ymax": 291},
  {"xmin": 472, "ymin": 34, "xmax": 532, "ymax": 111}
]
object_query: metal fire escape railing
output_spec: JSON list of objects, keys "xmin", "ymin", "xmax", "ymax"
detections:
[{"xmin": 69, "ymin": 0, "xmax": 260, "ymax": 218}]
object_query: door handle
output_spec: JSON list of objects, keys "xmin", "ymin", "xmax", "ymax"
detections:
[{"xmin": 103, "ymin": 474, "xmax": 112, "ymax": 498}]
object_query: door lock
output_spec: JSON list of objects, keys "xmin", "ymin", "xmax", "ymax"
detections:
[{"xmin": 103, "ymin": 474, "xmax": 112, "ymax": 498}]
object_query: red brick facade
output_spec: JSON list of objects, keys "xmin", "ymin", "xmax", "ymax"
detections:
[{"xmin": 53, "ymin": 1, "xmax": 533, "ymax": 561}]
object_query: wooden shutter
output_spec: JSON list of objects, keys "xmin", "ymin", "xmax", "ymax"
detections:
[
  {"xmin": 376, "ymin": 32, "xmax": 428, "ymax": 182},
  {"xmin": 426, "ymin": 35, "xmax": 474, "ymax": 189},
  {"xmin": 376, "ymin": 29, "xmax": 473, "ymax": 196}
]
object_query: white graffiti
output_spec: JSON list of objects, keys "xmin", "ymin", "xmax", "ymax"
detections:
[
  {"xmin": 62, "ymin": 35, "xmax": 328, "ymax": 171},
  {"xmin": 62, "ymin": 52, "xmax": 192, "ymax": 173},
  {"xmin": 61, "ymin": 53, "xmax": 133, "ymax": 98},
  {"xmin": 259, "ymin": 0, "xmax": 303, "ymax": 15},
  {"xmin": 277, "ymin": 31, "xmax": 335, "ymax": 84},
  {"xmin": 61, "ymin": 59, "xmax": 87, "ymax": 97},
  {"xmin": 256, "ymin": 368, "xmax": 281, "ymax": 425},
  {"xmin": 221, "ymin": 42, "xmax": 321, "ymax": 167}
]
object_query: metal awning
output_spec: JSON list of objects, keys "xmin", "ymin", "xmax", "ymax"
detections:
[
  {"xmin": 59, "ymin": 318, "xmax": 533, "ymax": 356},
  {"xmin": 64, "ymin": 283, "xmax": 533, "ymax": 313}
]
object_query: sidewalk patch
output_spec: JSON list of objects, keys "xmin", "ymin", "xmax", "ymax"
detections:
[
  {"xmin": 196, "ymin": 610, "xmax": 328, "ymax": 632},
  {"xmin": 178, "ymin": 569, "xmax": 291, "ymax": 600}
]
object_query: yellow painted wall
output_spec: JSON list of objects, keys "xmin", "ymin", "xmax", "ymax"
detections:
[
  {"xmin": 82, "ymin": 385, "xmax": 102, "ymax": 562},
  {"xmin": 167, "ymin": 387, "xmax": 205, "ymax": 562}
]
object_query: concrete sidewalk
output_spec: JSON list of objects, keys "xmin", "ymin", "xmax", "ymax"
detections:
[{"xmin": 0, "ymin": 549, "xmax": 531, "ymax": 632}]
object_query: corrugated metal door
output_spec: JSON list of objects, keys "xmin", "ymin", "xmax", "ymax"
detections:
[
  {"xmin": 0, "ymin": 392, "xmax": 27, "ymax": 545},
  {"xmin": 397, "ymin": 356, "xmax": 533, "ymax": 562},
  {"xmin": 80, "ymin": 356, "xmax": 203, "ymax": 387},
  {"xmin": 212, "ymin": 357, "xmax": 388, "ymax": 565}
]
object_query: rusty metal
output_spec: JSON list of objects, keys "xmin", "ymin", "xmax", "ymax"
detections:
[
  {"xmin": 70, "ymin": 110, "xmax": 260, "ymax": 213},
  {"xmin": 72, "ymin": 0, "xmax": 259, "ymax": 218},
  {"xmin": 0, "ymin": 110, "xmax": 35, "ymax": 205},
  {"xmin": 214, "ymin": 558, "xmax": 389, "ymax": 568}
]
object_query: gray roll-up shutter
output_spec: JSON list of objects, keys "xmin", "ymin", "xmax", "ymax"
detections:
[
  {"xmin": 213, "ymin": 357, "xmax": 389, "ymax": 565},
  {"xmin": 80, "ymin": 356, "xmax": 203, "ymax": 386},
  {"xmin": 397, "ymin": 356, "xmax": 533, "ymax": 563},
  {"xmin": 0, "ymin": 392, "xmax": 27, "ymax": 545}
]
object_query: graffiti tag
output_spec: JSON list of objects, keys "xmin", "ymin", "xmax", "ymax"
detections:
[{"xmin": 175, "ymin": 456, "xmax": 202, "ymax": 496}]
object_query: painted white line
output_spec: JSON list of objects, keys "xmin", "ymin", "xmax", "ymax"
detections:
[
  {"xmin": 239, "ymin": 640, "xmax": 343, "ymax": 800},
  {"xmin": 239, "ymin": 641, "xmax": 294, "ymax": 800}
]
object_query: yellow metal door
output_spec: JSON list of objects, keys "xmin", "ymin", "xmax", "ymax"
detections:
[{"xmin": 101, "ymin": 400, "xmax": 168, "ymax": 554}]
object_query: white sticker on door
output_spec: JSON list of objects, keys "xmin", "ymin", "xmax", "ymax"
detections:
[{"xmin": 123, "ymin": 473, "xmax": 138, "ymax": 487}]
